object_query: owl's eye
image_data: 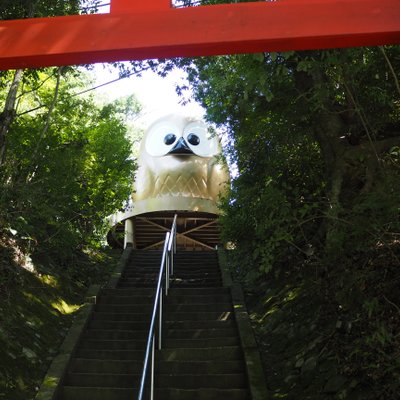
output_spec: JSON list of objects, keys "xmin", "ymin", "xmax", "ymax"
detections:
[
  {"xmin": 184, "ymin": 122, "xmax": 219, "ymax": 157},
  {"xmin": 187, "ymin": 133, "xmax": 200, "ymax": 146},
  {"xmin": 164, "ymin": 133, "xmax": 176, "ymax": 145},
  {"xmin": 145, "ymin": 121, "xmax": 180, "ymax": 157}
]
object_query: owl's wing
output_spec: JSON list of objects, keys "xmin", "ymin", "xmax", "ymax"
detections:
[
  {"xmin": 133, "ymin": 163, "xmax": 154, "ymax": 201},
  {"xmin": 207, "ymin": 157, "xmax": 229, "ymax": 201}
]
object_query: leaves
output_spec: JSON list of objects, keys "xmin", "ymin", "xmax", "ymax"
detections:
[{"xmin": 0, "ymin": 68, "xmax": 137, "ymax": 266}]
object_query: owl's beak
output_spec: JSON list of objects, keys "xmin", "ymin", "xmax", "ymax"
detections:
[{"xmin": 168, "ymin": 137, "xmax": 194, "ymax": 155}]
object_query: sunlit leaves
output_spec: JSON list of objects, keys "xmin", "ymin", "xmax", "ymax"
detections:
[{"xmin": 1, "ymin": 68, "xmax": 137, "ymax": 259}]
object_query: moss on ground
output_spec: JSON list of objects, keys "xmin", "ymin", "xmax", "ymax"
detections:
[
  {"xmin": 233, "ymin": 244, "xmax": 400, "ymax": 400},
  {"xmin": 0, "ymin": 238, "xmax": 121, "ymax": 400}
]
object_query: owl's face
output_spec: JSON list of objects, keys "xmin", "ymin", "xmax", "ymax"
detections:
[
  {"xmin": 143, "ymin": 114, "xmax": 219, "ymax": 158},
  {"xmin": 134, "ymin": 114, "xmax": 228, "ymax": 205}
]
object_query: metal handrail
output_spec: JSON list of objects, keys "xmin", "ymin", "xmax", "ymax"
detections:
[{"xmin": 138, "ymin": 214, "xmax": 177, "ymax": 400}]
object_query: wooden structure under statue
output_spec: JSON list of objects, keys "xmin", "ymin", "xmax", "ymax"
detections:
[{"xmin": 108, "ymin": 114, "xmax": 229, "ymax": 250}]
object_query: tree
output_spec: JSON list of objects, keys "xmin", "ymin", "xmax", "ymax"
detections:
[{"xmin": 0, "ymin": 68, "xmax": 137, "ymax": 271}]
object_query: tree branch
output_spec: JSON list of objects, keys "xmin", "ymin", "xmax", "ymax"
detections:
[
  {"xmin": 26, "ymin": 67, "xmax": 64, "ymax": 182},
  {"xmin": 379, "ymin": 46, "xmax": 400, "ymax": 99}
]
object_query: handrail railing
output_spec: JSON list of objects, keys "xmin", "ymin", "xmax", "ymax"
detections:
[{"xmin": 137, "ymin": 214, "xmax": 177, "ymax": 400}]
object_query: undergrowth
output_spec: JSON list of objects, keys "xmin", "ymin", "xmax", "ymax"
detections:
[
  {"xmin": 0, "ymin": 232, "xmax": 120, "ymax": 400},
  {"xmin": 230, "ymin": 241, "xmax": 400, "ymax": 399}
]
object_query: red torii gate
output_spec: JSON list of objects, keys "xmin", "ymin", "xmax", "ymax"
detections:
[{"xmin": 0, "ymin": 0, "xmax": 399, "ymax": 70}]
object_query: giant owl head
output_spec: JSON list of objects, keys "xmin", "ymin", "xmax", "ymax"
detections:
[{"xmin": 132, "ymin": 114, "xmax": 229, "ymax": 215}]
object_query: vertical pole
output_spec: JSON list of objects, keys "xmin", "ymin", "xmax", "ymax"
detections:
[
  {"xmin": 151, "ymin": 336, "xmax": 155, "ymax": 400},
  {"xmin": 165, "ymin": 255, "xmax": 169, "ymax": 296},
  {"xmin": 171, "ymin": 241, "xmax": 174, "ymax": 276},
  {"xmin": 123, "ymin": 218, "xmax": 134, "ymax": 248},
  {"xmin": 174, "ymin": 230, "xmax": 177, "ymax": 253},
  {"xmin": 158, "ymin": 293, "xmax": 162, "ymax": 350}
]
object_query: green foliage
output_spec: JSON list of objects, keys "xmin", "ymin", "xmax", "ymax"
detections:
[
  {"xmin": 0, "ymin": 238, "xmax": 121, "ymax": 400},
  {"xmin": 220, "ymin": 119, "xmax": 325, "ymax": 282},
  {"xmin": 0, "ymin": 68, "xmax": 136, "ymax": 273},
  {"xmin": 0, "ymin": 0, "xmax": 100, "ymax": 19}
]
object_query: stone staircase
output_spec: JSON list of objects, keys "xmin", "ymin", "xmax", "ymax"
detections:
[{"xmin": 54, "ymin": 250, "xmax": 254, "ymax": 400}]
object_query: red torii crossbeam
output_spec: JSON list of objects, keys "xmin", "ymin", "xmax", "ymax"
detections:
[{"xmin": 0, "ymin": 0, "xmax": 399, "ymax": 70}]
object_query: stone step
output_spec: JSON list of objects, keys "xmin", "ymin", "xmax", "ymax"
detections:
[
  {"xmin": 159, "ymin": 346, "xmax": 243, "ymax": 362},
  {"xmin": 88, "ymin": 320, "xmax": 150, "ymax": 330},
  {"xmin": 65, "ymin": 372, "xmax": 246, "ymax": 389},
  {"xmin": 91, "ymin": 310, "xmax": 234, "ymax": 322},
  {"xmin": 100, "ymin": 288, "xmax": 155, "ymax": 296},
  {"xmin": 91, "ymin": 312, "xmax": 151, "ymax": 322},
  {"xmin": 165, "ymin": 311, "xmax": 234, "ymax": 321},
  {"xmin": 158, "ymin": 373, "xmax": 247, "ymax": 389},
  {"xmin": 164, "ymin": 336, "xmax": 240, "ymax": 348},
  {"xmin": 172, "ymin": 274, "xmax": 221, "ymax": 279},
  {"xmin": 126, "ymin": 263, "xmax": 218, "ymax": 268},
  {"xmin": 60, "ymin": 386, "xmax": 249, "ymax": 400},
  {"xmin": 165, "ymin": 328, "xmax": 237, "ymax": 339},
  {"xmin": 71, "ymin": 359, "xmax": 245, "ymax": 375},
  {"xmin": 173, "ymin": 265, "xmax": 220, "ymax": 270},
  {"xmin": 79, "ymin": 337, "xmax": 239, "ymax": 351},
  {"xmin": 170, "ymin": 280, "xmax": 222, "ymax": 287},
  {"xmin": 95, "ymin": 303, "xmax": 232, "ymax": 313},
  {"xmin": 117, "ymin": 278, "xmax": 159, "ymax": 284},
  {"xmin": 94, "ymin": 304, "xmax": 154, "ymax": 313},
  {"xmin": 83, "ymin": 329, "xmax": 147, "ymax": 340},
  {"xmin": 166, "ymin": 293, "xmax": 231, "ymax": 304},
  {"xmin": 76, "ymin": 346, "xmax": 242, "ymax": 361},
  {"xmin": 124, "ymin": 262, "xmax": 218, "ymax": 270},
  {"xmin": 122, "ymin": 271, "xmax": 220, "ymax": 279},
  {"xmin": 175, "ymin": 254, "xmax": 217, "ymax": 260},
  {"xmin": 89, "ymin": 319, "xmax": 235, "ymax": 331},
  {"xmin": 168, "ymin": 287, "xmax": 230, "ymax": 295},
  {"xmin": 117, "ymin": 282, "xmax": 157, "ymax": 288},
  {"xmin": 121, "ymin": 270, "xmax": 159, "ymax": 275},
  {"xmin": 65, "ymin": 373, "xmax": 140, "ymax": 388},
  {"xmin": 97, "ymin": 294, "xmax": 155, "ymax": 305},
  {"xmin": 124, "ymin": 264, "xmax": 218, "ymax": 270},
  {"xmin": 84, "ymin": 327, "xmax": 236, "ymax": 340},
  {"xmin": 98, "ymin": 293, "xmax": 230, "ymax": 305},
  {"xmin": 165, "ymin": 303, "xmax": 232, "ymax": 312},
  {"xmin": 79, "ymin": 339, "xmax": 146, "ymax": 351},
  {"xmin": 119, "ymin": 277, "xmax": 221, "ymax": 284},
  {"xmin": 60, "ymin": 386, "xmax": 138, "ymax": 400},
  {"xmin": 117, "ymin": 281, "xmax": 222, "ymax": 288},
  {"xmin": 154, "ymin": 388, "xmax": 249, "ymax": 400},
  {"xmin": 75, "ymin": 349, "xmax": 144, "ymax": 360},
  {"xmin": 165, "ymin": 320, "xmax": 235, "ymax": 329}
]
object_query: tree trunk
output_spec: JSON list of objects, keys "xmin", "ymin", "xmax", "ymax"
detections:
[{"xmin": 0, "ymin": 69, "xmax": 23, "ymax": 166}]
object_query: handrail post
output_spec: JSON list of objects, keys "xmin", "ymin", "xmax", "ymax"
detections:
[
  {"xmin": 158, "ymin": 292, "xmax": 162, "ymax": 350},
  {"xmin": 151, "ymin": 336, "xmax": 155, "ymax": 400},
  {"xmin": 170, "ymin": 237, "xmax": 174, "ymax": 277},
  {"xmin": 165, "ymin": 254, "xmax": 169, "ymax": 296}
]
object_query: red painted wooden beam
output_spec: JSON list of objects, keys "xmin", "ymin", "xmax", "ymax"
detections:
[{"xmin": 0, "ymin": 0, "xmax": 399, "ymax": 70}]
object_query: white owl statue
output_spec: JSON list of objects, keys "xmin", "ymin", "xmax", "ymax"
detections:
[{"xmin": 132, "ymin": 114, "xmax": 229, "ymax": 215}]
